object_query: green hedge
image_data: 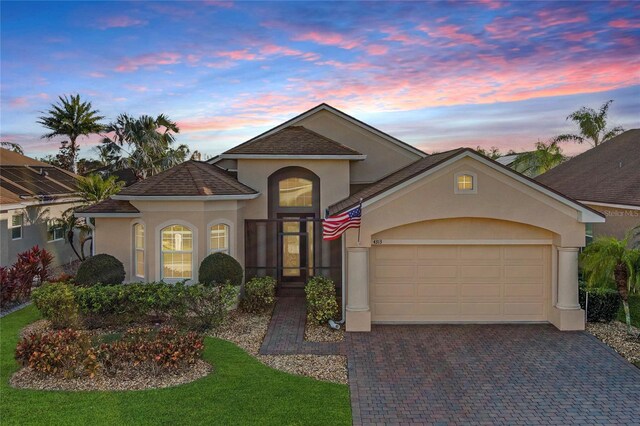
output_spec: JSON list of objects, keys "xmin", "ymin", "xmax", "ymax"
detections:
[
  {"xmin": 241, "ymin": 276, "xmax": 276, "ymax": 313},
  {"xmin": 579, "ymin": 287, "xmax": 621, "ymax": 322},
  {"xmin": 305, "ymin": 276, "xmax": 339, "ymax": 325},
  {"xmin": 198, "ymin": 253, "xmax": 243, "ymax": 287},
  {"xmin": 75, "ymin": 254, "xmax": 125, "ymax": 286}
]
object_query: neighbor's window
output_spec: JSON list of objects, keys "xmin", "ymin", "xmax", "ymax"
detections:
[
  {"xmin": 279, "ymin": 177, "xmax": 313, "ymax": 207},
  {"xmin": 457, "ymin": 174, "xmax": 474, "ymax": 191},
  {"xmin": 47, "ymin": 220, "xmax": 64, "ymax": 242},
  {"xmin": 10, "ymin": 213, "xmax": 23, "ymax": 240},
  {"xmin": 134, "ymin": 223, "xmax": 145, "ymax": 278},
  {"xmin": 210, "ymin": 224, "xmax": 229, "ymax": 254},
  {"xmin": 161, "ymin": 225, "xmax": 193, "ymax": 279}
]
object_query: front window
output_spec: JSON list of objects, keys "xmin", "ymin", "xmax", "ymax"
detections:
[
  {"xmin": 47, "ymin": 220, "xmax": 64, "ymax": 242},
  {"xmin": 10, "ymin": 213, "xmax": 23, "ymax": 240},
  {"xmin": 134, "ymin": 223, "xmax": 145, "ymax": 278},
  {"xmin": 210, "ymin": 224, "xmax": 229, "ymax": 254},
  {"xmin": 457, "ymin": 174, "xmax": 474, "ymax": 191},
  {"xmin": 161, "ymin": 225, "xmax": 193, "ymax": 280},
  {"xmin": 279, "ymin": 177, "xmax": 313, "ymax": 207}
]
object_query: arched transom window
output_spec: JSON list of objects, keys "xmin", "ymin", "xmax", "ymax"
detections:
[
  {"xmin": 210, "ymin": 224, "xmax": 230, "ymax": 254},
  {"xmin": 279, "ymin": 177, "xmax": 313, "ymax": 207},
  {"xmin": 161, "ymin": 225, "xmax": 193, "ymax": 279},
  {"xmin": 133, "ymin": 223, "xmax": 145, "ymax": 278}
]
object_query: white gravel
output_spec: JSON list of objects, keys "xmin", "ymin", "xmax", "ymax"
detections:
[{"xmin": 587, "ymin": 321, "xmax": 640, "ymax": 365}]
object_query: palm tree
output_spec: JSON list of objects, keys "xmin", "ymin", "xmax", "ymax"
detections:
[
  {"xmin": 77, "ymin": 174, "xmax": 125, "ymax": 205},
  {"xmin": 475, "ymin": 146, "xmax": 503, "ymax": 160},
  {"xmin": 56, "ymin": 211, "xmax": 92, "ymax": 261},
  {"xmin": 1, "ymin": 141, "xmax": 24, "ymax": 154},
  {"xmin": 512, "ymin": 141, "xmax": 566, "ymax": 177},
  {"xmin": 38, "ymin": 94, "xmax": 105, "ymax": 173},
  {"xmin": 102, "ymin": 114, "xmax": 188, "ymax": 180},
  {"xmin": 580, "ymin": 235, "xmax": 640, "ymax": 332},
  {"xmin": 554, "ymin": 100, "xmax": 624, "ymax": 147}
]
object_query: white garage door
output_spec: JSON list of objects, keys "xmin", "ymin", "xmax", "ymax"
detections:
[{"xmin": 370, "ymin": 244, "xmax": 550, "ymax": 323}]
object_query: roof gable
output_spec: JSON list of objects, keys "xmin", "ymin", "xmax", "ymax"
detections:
[
  {"xmin": 113, "ymin": 160, "xmax": 259, "ymax": 200},
  {"xmin": 536, "ymin": 129, "xmax": 640, "ymax": 207},
  {"xmin": 329, "ymin": 149, "xmax": 604, "ymax": 223}
]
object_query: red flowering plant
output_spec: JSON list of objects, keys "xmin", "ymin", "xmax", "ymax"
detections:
[{"xmin": 1, "ymin": 246, "xmax": 53, "ymax": 308}]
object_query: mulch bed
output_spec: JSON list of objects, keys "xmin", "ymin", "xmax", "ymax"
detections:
[
  {"xmin": 210, "ymin": 309, "xmax": 348, "ymax": 384},
  {"xmin": 11, "ymin": 360, "xmax": 212, "ymax": 391},
  {"xmin": 304, "ymin": 321, "xmax": 345, "ymax": 343},
  {"xmin": 586, "ymin": 321, "xmax": 640, "ymax": 366}
]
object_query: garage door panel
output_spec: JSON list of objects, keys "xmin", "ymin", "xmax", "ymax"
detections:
[{"xmin": 371, "ymin": 244, "xmax": 549, "ymax": 323}]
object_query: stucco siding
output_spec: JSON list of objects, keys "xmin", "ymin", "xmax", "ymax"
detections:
[
  {"xmin": 586, "ymin": 204, "xmax": 640, "ymax": 239},
  {"xmin": 296, "ymin": 110, "xmax": 422, "ymax": 183}
]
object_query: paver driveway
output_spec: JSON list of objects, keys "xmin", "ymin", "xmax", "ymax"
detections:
[{"xmin": 346, "ymin": 324, "xmax": 640, "ymax": 425}]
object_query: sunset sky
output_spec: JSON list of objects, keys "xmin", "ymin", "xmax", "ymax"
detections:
[{"xmin": 1, "ymin": 1, "xmax": 638, "ymax": 160}]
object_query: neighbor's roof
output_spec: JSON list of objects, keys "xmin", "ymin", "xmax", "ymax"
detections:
[
  {"xmin": 77, "ymin": 198, "xmax": 140, "ymax": 215},
  {"xmin": 113, "ymin": 160, "xmax": 258, "ymax": 198},
  {"xmin": 328, "ymin": 149, "xmax": 466, "ymax": 215},
  {"xmin": 221, "ymin": 126, "xmax": 364, "ymax": 158},
  {"xmin": 536, "ymin": 129, "xmax": 640, "ymax": 207},
  {"xmin": 495, "ymin": 153, "xmax": 520, "ymax": 167},
  {"xmin": 0, "ymin": 148, "xmax": 80, "ymax": 207}
]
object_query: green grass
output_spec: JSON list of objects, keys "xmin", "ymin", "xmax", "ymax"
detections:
[
  {"xmin": 0, "ymin": 306, "xmax": 351, "ymax": 425},
  {"xmin": 618, "ymin": 293, "xmax": 640, "ymax": 328}
]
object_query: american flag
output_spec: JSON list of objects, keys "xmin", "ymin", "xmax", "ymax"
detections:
[{"xmin": 323, "ymin": 203, "xmax": 362, "ymax": 240}]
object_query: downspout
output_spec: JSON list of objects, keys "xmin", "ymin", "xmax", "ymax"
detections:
[{"xmin": 328, "ymin": 233, "xmax": 347, "ymax": 330}]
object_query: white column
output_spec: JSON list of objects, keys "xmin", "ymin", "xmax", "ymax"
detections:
[
  {"xmin": 557, "ymin": 247, "xmax": 580, "ymax": 310},
  {"xmin": 346, "ymin": 247, "xmax": 371, "ymax": 331}
]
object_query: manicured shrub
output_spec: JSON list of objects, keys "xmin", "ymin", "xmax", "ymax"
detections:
[
  {"xmin": 305, "ymin": 276, "xmax": 339, "ymax": 325},
  {"xmin": 75, "ymin": 254, "xmax": 125, "ymax": 286},
  {"xmin": 15, "ymin": 329, "xmax": 96, "ymax": 378},
  {"xmin": 241, "ymin": 276, "xmax": 277, "ymax": 313},
  {"xmin": 32, "ymin": 283, "xmax": 79, "ymax": 329},
  {"xmin": 171, "ymin": 283, "xmax": 237, "ymax": 331},
  {"xmin": 1, "ymin": 246, "xmax": 52, "ymax": 308},
  {"xmin": 198, "ymin": 253, "xmax": 243, "ymax": 287},
  {"xmin": 580, "ymin": 287, "xmax": 621, "ymax": 322}
]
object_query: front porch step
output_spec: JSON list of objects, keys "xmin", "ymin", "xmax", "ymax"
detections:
[{"xmin": 277, "ymin": 284, "xmax": 305, "ymax": 297}]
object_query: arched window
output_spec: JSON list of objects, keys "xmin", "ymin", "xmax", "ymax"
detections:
[
  {"xmin": 133, "ymin": 223, "xmax": 145, "ymax": 278},
  {"xmin": 210, "ymin": 224, "xmax": 230, "ymax": 254},
  {"xmin": 161, "ymin": 225, "xmax": 193, "ymax": 279},
  {"xmin": 278, "ymin": 177, "xmax": 313, "ymax": 207}
]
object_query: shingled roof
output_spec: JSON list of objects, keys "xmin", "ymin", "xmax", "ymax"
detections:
[
  {"xmin": 328, "ymin": 149, "xmax": 466, "ymax": 215},
  {"xmin": 115, "ymin": 160, "xmax": 258, "ymax": 197},
  {"xmin": 222, "ymin": 126, "xmax": 364, "ymax": 157},
  {"xmin": 77, "ymin": 198, "xmax": 140, "ymax": 215},
  {"xmin": 536, "ymin": 129, "xmax": 640, "ymax": 207}
]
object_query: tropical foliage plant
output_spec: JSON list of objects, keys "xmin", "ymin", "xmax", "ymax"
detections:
[
  {"xmin": 0, "ymin": 246, "xmax": 52, "ymax": 308},
  {"xmin": 554, "ymin": 100, "xmax": 624, "ymax": 147},
  {"xmin": 512, "ymin": 140, "xmax": 567, "ymax": 177}
]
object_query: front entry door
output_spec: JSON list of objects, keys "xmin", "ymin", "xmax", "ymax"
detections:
[{"xmin": 279, "ymin": 217, "xmax": 314, "ymax": 282}]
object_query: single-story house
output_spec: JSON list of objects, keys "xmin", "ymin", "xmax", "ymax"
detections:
[
  {"xmin": 78, "ymin": 104, "xmax": 605, "ymax": 332},
  {"xmin": 0, "ymin": 148, "xmax": 82, "ymax": 268},
  {"xmin": 537, "ymin": 129, "xmax": 639, "ymax": 240}
]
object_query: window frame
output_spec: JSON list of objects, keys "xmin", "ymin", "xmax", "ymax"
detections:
[
  {"xmin": 278, "ymin": 177, "xmax": 314, "ymax": 208},
  {"xmin": 132, "ymin": 221, "xmax": 145, "ymax": 279},
  {"xmin": 10, "ymin": 213, "xmax": 23, "ymax": 240},
  {"xmin": 47, "ymin": 220, "xmax": 64, "ymax": 242},
  {"xmin": 454, "ymin": 171, "xmax": 478, "ymax": 194},
  {"xmin": 156, "ymin": 221, "xmax": 197, "ymax": 282},
  {"xmin": 208, "ymin": 221, "xmax": 232, "ymax": 256}
]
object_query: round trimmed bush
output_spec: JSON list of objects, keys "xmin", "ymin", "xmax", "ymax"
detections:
[
  {"xmin": 75, "ymin": 254, "xmax": 125, "ymax": 286},
  {"xmin": 198, "ymin": 253, "xmax": 243, "ymax": 287}
]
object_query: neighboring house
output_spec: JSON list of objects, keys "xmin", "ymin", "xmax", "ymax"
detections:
[
  {"xmin": 78, "ymin": 104, "xmax": 605, "ymax": 332},
  {"xmin": 0, "ymin": 148, "xmax": 82, "ymax": 268},
  {"xmin": 537, "ymin": 129, "xmax": 640, "ymax": 240},
  {"xmin": 495, "ymin": 153, "xmax": 521, "ymax": 168}
]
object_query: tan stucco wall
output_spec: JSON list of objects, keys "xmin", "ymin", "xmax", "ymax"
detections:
[
  {"xmin": 1, "ymin": 201, "xmax": 82, "ymax": 268},
  {"xmin": 94, "ymin": 200, "xmax": 245, "ymax": 283},
  {"xmin": 237, "ymin": 158, "xmax": 350, "ymax": 219},
  {"xmin": 346, "ymin": 157, "xmax": 586, "ymax": 249},
  {"xmin": 586, "ymin": 204, "xmax": 640, "ymax": 239},
  {"xmin": 296, "ymin": 109, "xmax": 422, "ymax": 183}
]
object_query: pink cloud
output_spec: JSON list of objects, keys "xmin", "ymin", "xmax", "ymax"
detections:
[
  {"xmin": 609, "ymin": 19, "xmax": 640, "ymax": 29},
  {"xmin": 217, "ymin": 49, "xmax": 258, "ymax": 61},
  {"xmin": 9, "ymin": 97, "xmax": 30, "ymax": 108},
  {"xmin": 294, "ymin": 31, "xmax": 360, "ymax": 50},
  {"xmin": 563, "ymin": 31, "xmax": 597, "ymax": 42},
  {"xmin": 418, "ymin": 24, "xmax": 487, "ymax": 47},
  {"xmin": 115, "ymin": 52, "xmax": 181, "ymax": 72},
  {"xmin": 536, "ymin": 9, "xmax": 589, "ymax": 28},
  {"xmin": 88, "ymin": 71, "xmax": 106, "ymax": 78},
  {"xmin": 365, "ymin": 44, "xmax": 389, "ymax": 55},
  {"xmin": 124, "ymin": 84, "xmax": 149, "ymax": 92},
  {"xmin": 97, "ymin": 16, "xmax": 148, "ymax": 30},
  {"xmin": 475, "ymin": 0, "xmax": 504, "ymax": 9}
]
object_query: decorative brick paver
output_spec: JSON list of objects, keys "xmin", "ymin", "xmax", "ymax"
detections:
[
  {"xmin": 259, "ymin": 297, "xmax": 345, "ymax": 355},
  {"xmin": 347, "ymin": 324, "xmax": 640, "ymax": 425}
]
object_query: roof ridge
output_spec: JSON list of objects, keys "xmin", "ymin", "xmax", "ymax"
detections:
[{"xmin": 191, "ymin": 160, "xmax": 258, "ymax": 193}]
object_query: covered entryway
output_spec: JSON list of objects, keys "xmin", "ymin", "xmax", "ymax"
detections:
[{"xmin": 370, "ymin": 244, "xmax": 550, "ymax": 323}]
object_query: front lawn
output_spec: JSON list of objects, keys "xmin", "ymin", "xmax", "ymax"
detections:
[
  {"xmin": 0, "ymin": 306, "xmax": 351, "ymax": 425},
  {"xmin": 618, "ymin": 293, "xmax": 640, "ymax": 328}
]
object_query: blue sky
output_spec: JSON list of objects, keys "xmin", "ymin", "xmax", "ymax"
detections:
[{"xmin": 1, "ymin": 0, "xmax": 639, "ymax": 159}]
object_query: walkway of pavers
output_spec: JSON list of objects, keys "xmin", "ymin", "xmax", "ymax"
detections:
[{"xmin": 261, "ymin": 297, "xmax": 640, "ymax": 425}]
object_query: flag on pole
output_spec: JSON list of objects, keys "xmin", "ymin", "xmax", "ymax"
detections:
[{"xmin": 323, "ymin": 202, "xmax": 362, "ymax": 241}]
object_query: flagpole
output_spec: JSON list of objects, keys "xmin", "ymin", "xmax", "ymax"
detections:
[{"xmin": 357, "ymin": 198, "xmax": 362, "ymax": 245}]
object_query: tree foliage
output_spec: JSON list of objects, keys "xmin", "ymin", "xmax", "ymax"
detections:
[
  {"xmin": 0, "ymin": 141, "xmax": 24, "ymax": 154},
  {"xmin": 512, "ymin": 140, "xmax": 566, "ymax": 177},
  {"xmin": 38, "ymin": 94, "xmax": 105, "ymax": 173},
  {"xmin": 77, "ymin": 174, "xmax": 125, "ymax": 205},
  {"xmin": 554, "ymin": 100, "xmax": 624, "ymax": 147}
]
